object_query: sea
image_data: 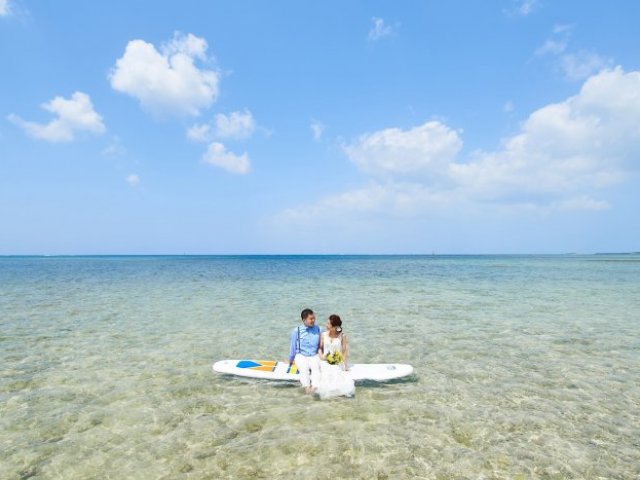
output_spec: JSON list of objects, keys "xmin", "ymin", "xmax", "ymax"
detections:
[{"xmin": 1, "ymin": 255, "xmax": 639, "ymax": 479}]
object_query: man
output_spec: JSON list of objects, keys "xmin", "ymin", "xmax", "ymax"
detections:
[{"xmin": 288, "ymin": 308, "xmax": 322, "ymax": 393}]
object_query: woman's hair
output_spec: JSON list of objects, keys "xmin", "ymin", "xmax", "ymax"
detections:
[{"xmin": 329, "ymin": 314, "xmax": 343, "ymax": 333}]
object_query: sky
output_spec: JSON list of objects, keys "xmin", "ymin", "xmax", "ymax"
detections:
[{"xmin": 1, "ymin": 0, "xmax": 639, "ymax": 254}]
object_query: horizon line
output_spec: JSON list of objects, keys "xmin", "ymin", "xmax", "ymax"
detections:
[{"xmin": 1, "ymin": 252, "xmax": 638, "ymax": 257}]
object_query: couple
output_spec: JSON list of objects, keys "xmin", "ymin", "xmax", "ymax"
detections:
[{"xmin": 288, "ymin": 308, "xmax": 355, "ymax": 398}]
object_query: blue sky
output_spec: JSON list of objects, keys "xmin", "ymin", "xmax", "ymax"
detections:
[{"xmin": 1, "ymin": 0, "xmax": 639, "ymax": 254}]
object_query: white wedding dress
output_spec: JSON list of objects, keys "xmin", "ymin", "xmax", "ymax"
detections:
[{"xmin": 316, "ymin": 332, "xmax": 355, "ymax": 399}]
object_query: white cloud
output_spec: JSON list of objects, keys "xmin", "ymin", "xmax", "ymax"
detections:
[
  {"xmin": 344, "ymin": 121, "xmax": 462, "ymax": 177},
  {"xmin": 368, "ymin": 17, "xmax": 393, "ymax": 42},
  {"xmin": 109, "ymin": 32, "xmax": 219, "ymax": 118},
  {"xmin": 554, "ymin": 195, "xmax": 610, "ymax": 212},
  {"xmin": 279, "ymin": 67, "xmax": 640, "ymax": 221},
  {"xmin": 515, "ymin": 0, "xmax": 539, "ymax": 16},
  {"xmin": 187, "ymin": 109, "xmax": 256, "ymax": 142},
  {"xmin": 102, "ymin": 137, "xmax": 126, "ymax": 156},
  {"xmin": 163, "ymin": 31, "xmax": 209, "ymax": 59},
  {"xmin": 451, "ymin": 67, "xmax": 639, "ymax": 196},
  {"xmin": 277, "ymin": 182, "xmax": 457, "ymax": 225},
  {"xmin": 535, "ymin": 38, "xmax": 567, "ymax": 56},
  {"xmin": 0, "ymin": 0, "xmax": 11, "ymax": 16},
  {"xmin": 535, "ymin": 27, "xmax": 612, "ymax": 82},
  {"xmin": 8, "ymin": 91, "xmax": 106, "ymax": 142},
  {"xmin": 560, "ymin": 51, "xmax": 613, "ymax": 81},
  {"xmin": 310, "ymin": 120, "xmax": 325, "ymax": 141},
  {"xmin": 553, "ymin": 24, "xmax": 573, "ymax": 34},
  {"xmin": 202, "ymin": 142, "xmax": 250, "ymax": 174},
  {"xmin": 186, "ymin": 123, "xmax": 212, "ymax": 142},
  {"xmin": 126, "ymin": 174, "xmax": 140, "ymax": 187},
  {"xmin": 214, "ymin": 109, "xmax": 255, "ymax": 139}
]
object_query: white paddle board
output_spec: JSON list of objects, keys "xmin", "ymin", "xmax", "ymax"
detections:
[{"xmin": 213, "ymin": 359, "xmax": 413, "ymax": 382}]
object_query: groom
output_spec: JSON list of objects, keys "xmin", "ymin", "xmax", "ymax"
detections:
[{"xmin": 288, "ymin": 308, "xmax": 322, "ymax": 393}]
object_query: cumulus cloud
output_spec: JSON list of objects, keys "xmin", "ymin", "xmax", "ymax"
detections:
[
  {"xmin": 186, "ymin": 123, "xmax": 213, "ymax": 142},
  {"xmin": 344, "ymin": 121, "xmax": 462, "ymax": 177},
  {"xmin": 186, "ymin": 109, "xmax": 256, "ymax": 143},
  {"xmin": 279, "ymin": 67, "xmax": 640, "ymax": 221},
  {"xmin": 126, "ymin": 174, "xmax": 140, "ymax": 187},
  {"xmin": 214, "ymin": 109, "xmax": 255, "ymax": 139},
  {"xmin": 109, "ymin": 32, "xmax": 219, "ymax": 117},
  {"xmin": 8, "ymin": 91, "xmax": 106, "ymax": 142},
  {"xmin": 202, "ymin": 142, "xmax": 250, "ymax": 174},
  {"xmin": 451, "ymin": 67, "xmax": 639, "ymax": 196},
  {"xmin": 368, "ymin": 17, "xmax": 393, "ymax": 42}
]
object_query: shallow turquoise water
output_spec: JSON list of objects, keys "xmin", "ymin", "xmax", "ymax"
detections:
[{"xmin": 1, "ymin": 255, "xmax": 639, "ymax": 479}]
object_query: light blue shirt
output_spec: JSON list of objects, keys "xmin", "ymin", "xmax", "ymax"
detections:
[{"xmin": 289, "ymin": 324, "xmax": 321, "ymax": 361}]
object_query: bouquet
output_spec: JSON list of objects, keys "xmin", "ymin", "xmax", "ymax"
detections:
[{"xmin": 325, "ymin": 351, "xmax": 343, "ymax": 365}]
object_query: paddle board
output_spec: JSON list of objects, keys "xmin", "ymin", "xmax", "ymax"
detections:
[{"xmin": 212, "ymin": 359, "xmax": 413, "ymax": 382}]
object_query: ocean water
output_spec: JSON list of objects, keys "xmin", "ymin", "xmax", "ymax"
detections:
[{"xmin": 1, "ymin": 255, "xmax": 639, "ymax": 480}]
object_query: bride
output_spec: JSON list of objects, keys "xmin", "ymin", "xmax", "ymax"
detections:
[{"xmin": 316, "ymin": 314, "xmax": 355, "ymax": 399}]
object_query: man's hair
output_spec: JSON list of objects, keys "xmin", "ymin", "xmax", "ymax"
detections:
[{"xmin": 301, "ymin": 308, "xmax": 314, "ymax": 320}]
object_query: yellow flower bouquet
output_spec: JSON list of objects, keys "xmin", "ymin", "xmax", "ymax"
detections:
[{"xmin": 325, "ymin": 351, "xmax": 343, "ymax": 365}]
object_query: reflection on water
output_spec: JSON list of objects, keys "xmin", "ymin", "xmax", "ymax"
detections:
[{"xmin": 1, "ymin": 255, "xmax": 639, "ymax": 479}]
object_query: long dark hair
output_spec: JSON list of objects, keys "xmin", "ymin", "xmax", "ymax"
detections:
[{"xmin": 329, "ymin": 314, "xmax": 342, "ymax": 333}]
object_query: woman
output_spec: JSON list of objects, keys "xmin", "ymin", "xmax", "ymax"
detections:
[{"xmin": 316, "ymin": 314, "xmax": 355, "ymax": 399}]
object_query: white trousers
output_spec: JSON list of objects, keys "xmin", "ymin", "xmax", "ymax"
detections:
[{"xmin": 294, "ymin": 354, "xmax": 321, "ymax": 388}]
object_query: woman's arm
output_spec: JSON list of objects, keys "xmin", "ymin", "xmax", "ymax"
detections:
[
  {"xmin": 341, "ymin": 334, "xmax": 349, "ymax": 370},
  {"xmin": 318, "ymin": 332, "xmax": 324, "ymax": 359}
]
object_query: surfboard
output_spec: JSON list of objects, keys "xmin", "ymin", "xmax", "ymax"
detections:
[{"xmin": 212, "ymin": 359, "xmax": 414, "ymax": 382}]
